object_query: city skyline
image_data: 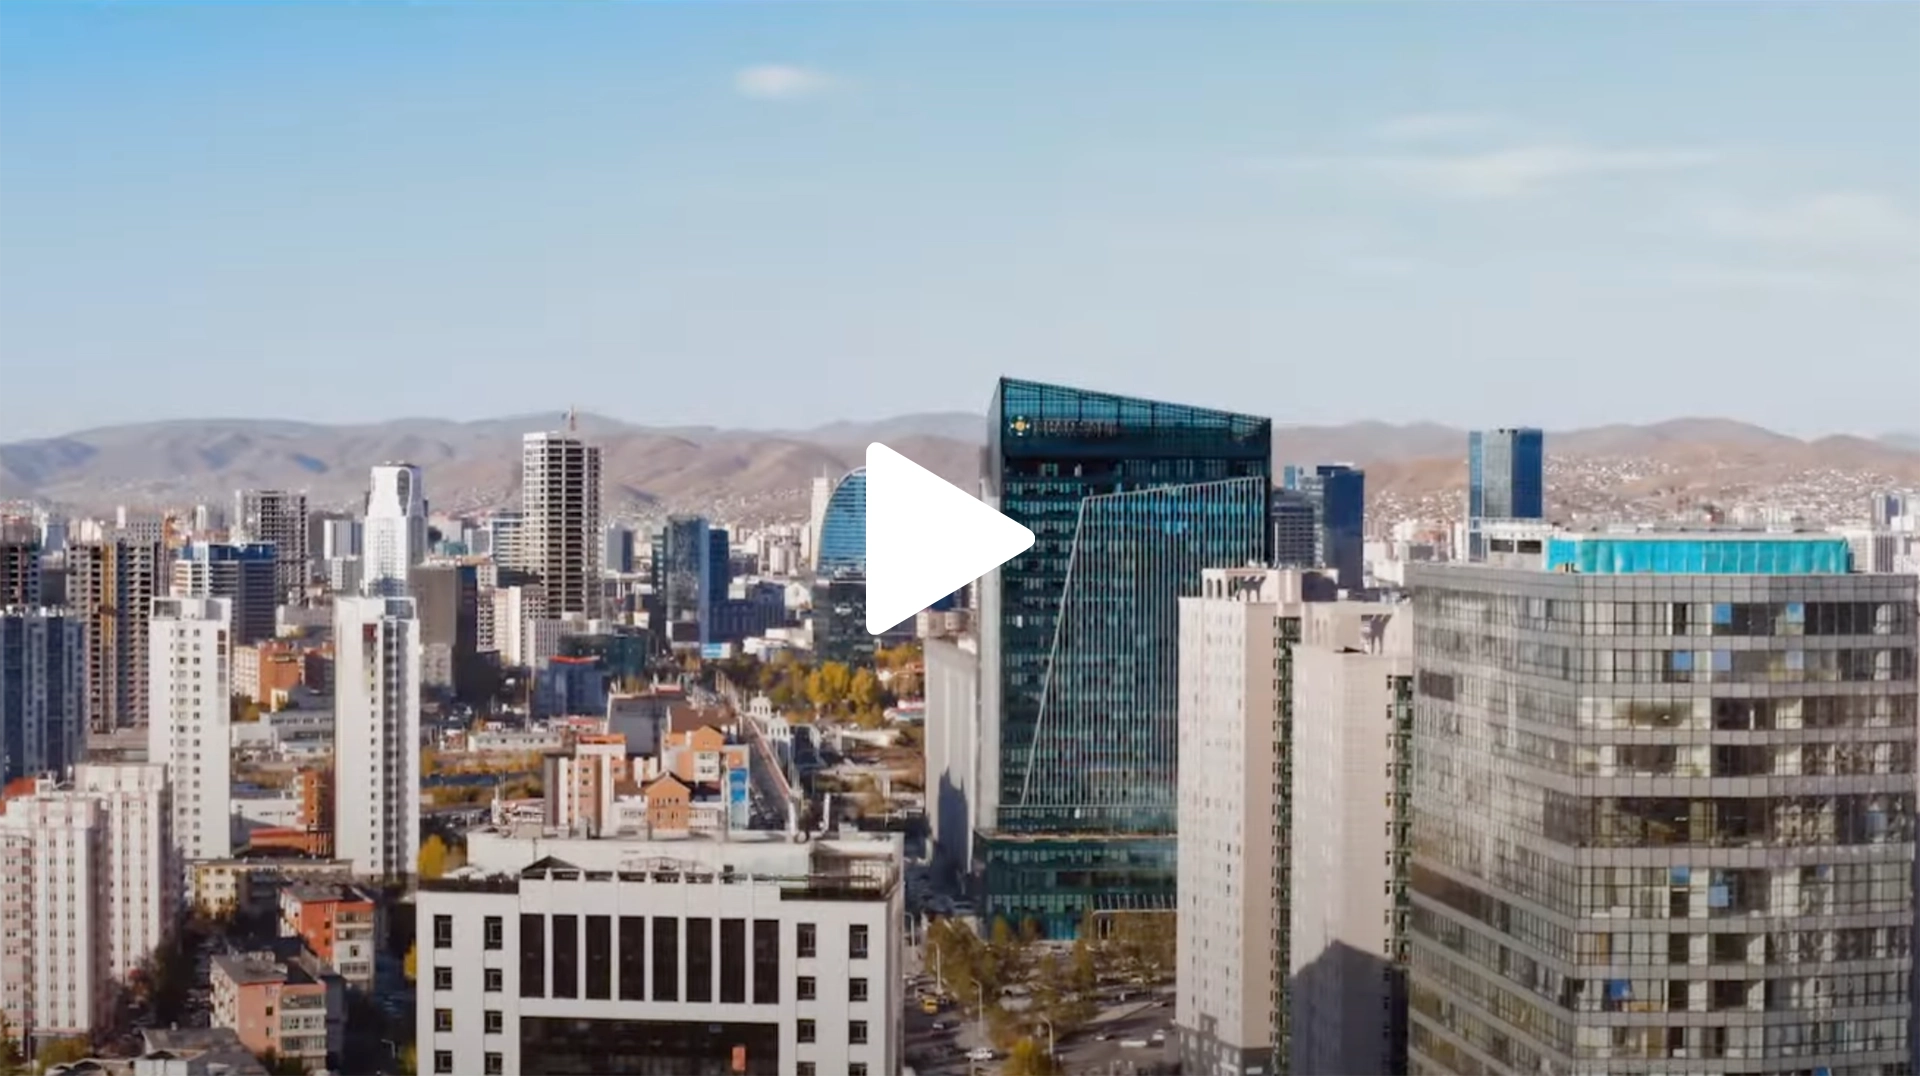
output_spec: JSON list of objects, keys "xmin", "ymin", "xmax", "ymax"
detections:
[{"xmin": 2, "ymin": 3, "xmax": 1916, "ymax": 440}]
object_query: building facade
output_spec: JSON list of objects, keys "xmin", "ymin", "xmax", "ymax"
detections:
[
  {"xmin": 1466, "ymin": 428, "xmax": 1545, "ymax": 561},
  {"xmin": 1407, "ymin": 534, "xmax": 1915, "ymax": 1074},
  {"xmin": 521, "ymin": 432, "xmax": 602, "ymax": 618},
  {"xmin": 68, "ymin": 536, "xmax": 164, "ymax": 730},
  {"xmin": 76, "ymin": 763, "xmax": 177, "ymax": 977},
  {"xmin": 0, "ymin": 607, "xmax": 86, "ymax": 785},
  {"xmin": 978, "ymin": 378, "xmax": 1272, "ymax": 937},
  {"xmin": 0, "ymin": 778, "xmax": 111, "ymax": 1046},
  {"xmin": 815, "ymin": 468, "xmax": 867, "ymax": 574},
  {"xmin": 416, "ymin": 829, "xmax": 905, "ymax": 1076},
  {"xmin": 172, "ymin": 541, "xmax": 278, "ymax": 645},
  {"xmin": 332, "ymin": 595, "xmax": 422, "ymax": 880},
  {"xmin": 233, "ymin": 489, "xmax": 311, "ymax": 599},
  {"xmin": 363, "ymin": 463, "xmax": 429, "ymax": 597},
  {"xmin": 150, "ymin": 596, "xmax": 234, "ymax": 864}
]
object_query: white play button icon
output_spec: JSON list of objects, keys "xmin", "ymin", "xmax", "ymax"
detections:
[{"xmin": 864, "ymin": 442, "xmax": 1035, "ymax": 635}]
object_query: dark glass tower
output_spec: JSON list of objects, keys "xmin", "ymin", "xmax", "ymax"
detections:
[
  {"xmin": 979, "ymin": 378, "xmax": 1272, "ymax": 937},
  {"xmin": 1467, "ymin": 427, "xmax": 1545, "ymax": 560},
  {"xmin": 1312, "ymin": 464, "xmax": 1365, "ymax": 590}
]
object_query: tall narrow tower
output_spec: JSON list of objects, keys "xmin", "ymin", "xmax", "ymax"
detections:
[
  {"xmin": 333, "ymin": 595, "xmax": 422, "ymax": 879},
  {"xmin": 362, "ymin": 463, "xmax": 428, "ymax": 597},
  {"xmin": 520, "ymin": 427, "xmax": 602, "ymax": 617}
]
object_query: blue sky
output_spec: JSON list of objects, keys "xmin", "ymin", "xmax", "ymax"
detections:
[{"xmin": 2, "ymin": 2, "xmax": 1916, "ymax": 440}]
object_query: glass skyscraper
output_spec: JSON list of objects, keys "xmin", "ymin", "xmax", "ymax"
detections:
[
  {"xmin": 979, "ymin": 377, "xmax": 1272, "ymax": 937},
  {"xmin": 1407, "ymin": 534, "xmax": 1916, "ymax": 1075},
  {"xmin": 1468, "ymin": 427, "xmax": 1545, "ymax": 560},
  {"xmin": 816, "ymin": 468, "xmax": 868, "ymax": 574}
]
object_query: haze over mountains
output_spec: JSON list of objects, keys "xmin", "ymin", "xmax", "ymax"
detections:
[{"xmin": 3, "ymin": 412, "xmax": 1918, "ymax": 517}]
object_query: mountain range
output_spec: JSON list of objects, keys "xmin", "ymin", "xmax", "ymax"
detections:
[{"xmin": 3, "ymin": 412, "xmax": 1918, "ymax": 517}]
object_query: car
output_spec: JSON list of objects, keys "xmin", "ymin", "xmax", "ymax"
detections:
[
  {"xmin": 966, "ymin": 1047, "xmax": 997, "ymax": 1062},
  {"xmin": 930, "ymin": 1021, "xmax": 948, "ymax": 1031},
  {"xmin": 1094, "ymin": 1033, "xmax": 1111, "ymax": 1042},
  {"xmin": 1151, "ymin": 1030, "xmax": 1166, "ymax": 1043}
]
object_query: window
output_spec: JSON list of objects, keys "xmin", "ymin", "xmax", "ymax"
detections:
[
  {"xmin": 433, "ymin": 1051, "xmax": 453, "ymax": 1075},
  {"xmin": 719, "ymin": 918, "xmax": 746, "ymax": 1004},
  {"xmin": 752, "ymin": 919, "xmax": 780, "ymax": 1005},
  {"xmin": 686, "ymin": 917, "xmax": 713, "ymax": 1003},
  {"xmin": 797, "ymin": 1019, "xmax": 816, "ymax": 1044},
  {"xmin": 849, "ymin": 923, "xmax": 870, "ymax": 960},
  {"xmin": 483, "ymin": 1054, "xmax": 504, "ymax": 1076},
  {"xmin": 618, "ymin": 916, "xmax": 646, "ymax": 1001},
  {"xmin": 849, "ymin": 977, "xmax": 868, "ymax": 1002},
  {"xmin": 652, "ymin": 916, "xmax": 680, "ymax": 1002},
  {"xmin": 433, "ymin": 915, "xmax": 453, "ymax": 949},
  {"xmin": 798, "ymin": 975, "xmax": 817, "ymax": 1001},
  {"xmin": 483, "ymin": 916, "xmax": 504, "ymax": 950},
  {"xmin": 797, "ymin": 1065, "xmax": 816, "ymax": 1076},
  {"xmin": 519, "ymin": 913, "xmax": 546, "ymax": 998},
  {"xmin": 484, "ymin": 968, "xmax": 503, "ymax": 993},
  {"xmin": 484, "ymin": 1010, "xmax": 503, "ymax": 1034},
  {"xmin": 849, "ymin": 1020, "xmax": 868, "ymax": 1045},
  {"xmin": 585, "ymin": 915, "xmax": 612, "ymax": 1000},
  {"xmin": 433, "ymin": 967, "xmax": 453, "ymax": 991},
  {"xmin": 434, "ymin": 1009, "xmax": 453, "ymax": 1032},
  {"xmin": 849, "ymin": 1066, "xmax": 868, "ymax": 1076},
  {"xmin": 551, "ymin": 915, "xmax": 579, "ymax": 1000},
  {"xmin": 797, "ymin": 921, "xmax": 817, "ymax": 958}
]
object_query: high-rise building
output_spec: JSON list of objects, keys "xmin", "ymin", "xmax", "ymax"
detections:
[
  {"xmin": 1282, "ymin": 464, "xmax": 1366, "ymax": 590},
  {"xmin": 978, "ymin": 378, "xmax": 1272, "ymax": 937},
  {"xmin": 806, "ymin": 472, "xmax": 834, "ymax": 570},
  {"xmin": 1408, "ymin": 533, "xmax": 1915, "ymax": 1074},
  {"xmin": 1287, "ymin": 602, "xmax": 1413, "ymax": 1076},
  {"xmin": 603, "ymin": 521, "xmax": 635, "ymax": 575},
  {"xmin": 0, "ymin": 764, "xmax": 175, "ymax": 1049},
  {"xmin": 520, "ymin": 431, "xmax": 602, "ymax": 617},
  {"xmin": 0, "ymin": 535, "xmax": 40, "ymax": 607},
  {"xmin": 416, "ymin": 827, "xmax": 906, "ymax": 1076},
  {"xmin": 924, "ymin": 635, "xmax": 980, "ymax": 890},
  {"xmin": 171, "ymin": 541, "xmax": 278, "ymax": 644},
  {"xmin": 486, "ymin": 510, "xmax": 524, "ymax": 569},
  {"xmin": 363, "ymin": 463, "xmax": 429, "ymax": 597},
  {"xmin": 319, "ymin": 515, "xmax": 363, "ymax": 561},
  {"xmin": 0, "ymin": 608, "xmax": 86, "ymax": 785},
  {"xmin": 653, "ymin": 515, "xmax": 712, "ymax": 649},
  {"xmin": 816, "ymin": 468, "xmax": 868, "ymax": 574},
  {"xmin": 67, "ymin": 536, "xmax": 165, "ymax": 730},
  {"xmin": 233, "ymin": 488, "xmax": 311, "ymax": 598},
  {"xmin": 409, "ymin": 562, "xmax": 480, "ymax": 698},
  {"xmin": 1465, "ymin": 427, "xmax": 1545, "ymax": 560},
  {"xmin": 1270, "ymin": 489, "xmax": 1319, "ymax": 569},
  {"xmin": 149, "ymin": 596, "xmax": 233, "ymax": 864},
  {"xmin": 333, "ymin": 595, "xmax": 422, "ymax": 880},
  {"xmin": 709, "ymin": 527, "xmax": 733, "ymax": 603}
]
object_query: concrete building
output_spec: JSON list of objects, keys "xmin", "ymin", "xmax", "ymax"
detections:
[
  {"xmin": 0, "ymin": 536, "xmax": 40, "ymax": 607},
  {"xmin": 76, "ymin": 763, "xmax": 178, "ymax": 977},
  {"xmin": 210, "ymin": 949, "xmax": 345, "ymax": 1072},
  {"xmin": 171, "ymin": 541, "xmax": 278, "ymax": 645},
  {"xmin": 417, "ymin": 827, "xmax": 905, "ymax": 1076},
  {"xmin": 520, "ymin": 430, "xmax": 602, "ymax": 618},
  {"xmin": 0, "ymin": 607, "xmax": 87, "ymax": 785},
  {"xmin": 363, "ymin": 463, "xmax": 429, "ymax": 597},
  {"xmin": 233, "ymin": 489, "xmax": 310, "ymax": 599},
  {"xmin": 150, "ymin": 596, "xmax": 234, "ymax": 864},
  {"xmin": 68, "ymin": 536, "xmax": 165, "ymax": 730},
  {"xmin": 1288, "ymin": 602, "xmax": 1413, "ymax": 1076},
  {"xmin": 923, "ymin": 634, "xmax": 979, "ymax": 891},
  {"xmin": 332, "ymin": 595, "xmax": 422, "ymax": 880},
  {"xmin": 279, "ymin": 883, "xmax": 378, "ymax": 992},
  {"xmin": 0, "ymin": 777, "xmax": 111, "ymax": 1047},
  {"xmin": 1408, "ymin": 533, "xmax": 1915, "ymax": 1074}
]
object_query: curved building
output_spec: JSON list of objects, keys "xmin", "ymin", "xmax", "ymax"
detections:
[
  {"xmin": 363, "ymin": 462, "xmax": 427, "ymax": 597},
  {"xmin": 815, "ymin": 468, "xmax": 867, "ymax": 574}
]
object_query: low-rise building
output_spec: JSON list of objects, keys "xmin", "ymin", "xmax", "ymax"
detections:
[
  {"xmin": 417, "ymin": 827, "xmax": 905, "ymax": 1076},
  {"xmin": 278, "ymin": 883, "xmax": 378, "ymax": 991},
  {"xmin": 191, "ymin": 855, "xmax": 356, "ymax": 921},
  {"xmin": 209, "ymin": 949, "xmax": 345, "ymax": 1073}
]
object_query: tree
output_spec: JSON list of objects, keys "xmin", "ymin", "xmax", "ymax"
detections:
[
  {"xmin": 418, "ymin": 835, "xmax": 451, "ymax": 880},
  {"xmin": 849, "ymin": 667, "xmax": 882, "ymax": 710},
  {"xmin": 397, "ymin": 1043, "xmax": 419, "ymax": 1076},
  {"xmin": 1004, "ymin": 1036, "xmax": 1060, "ymax": 1076},
  {"xmin": 35, "ymin": 1038, "xmax": 91, "ymax": 1070},
  {"xmin": 805, "ymin": 662, "xmax": 853, "ymax": 711},
  {"xmin": 403, "ymin": 940, "xmax": 418, "ymax": 983},
  {"xmin": 0, "ymin": 1017, "xmax": 25, "ymax": 1076}
]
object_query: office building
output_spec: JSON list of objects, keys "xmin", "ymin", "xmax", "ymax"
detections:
[
  {"xmin": 653, "ymin": 515, "xmax": 713, "ymax": 648},
  {"xmin": 417, "ymin": 827, "xmax": 905, "ymax": 1076},
  {"xmin": 234, "ymin": 488, "xmax": 311, "ymax": 598},
  {"xmin": 363, "ymin": 463, "xmax": 429, "ymax": 597},
  {"xmin": 410, "ymin": 562, "xmax": 481, "ymax": 697},
  {"xmin": 816, "ymin": 468, "xmax": 867, "ymax": 574},
  {"xmin": 150, "ymin": 596, "xmax": 234, "ymax": 863},
  {"xmin": 319, "ymin": 516, "xmax": 363, "ymax": 561},
  {"xmin": 979, "ymin": 378, "xmax": 1272, "ymax": 938},
  {"xmin": 521, "ymin": 430, "xmax": 602, "ymax": 617},
  {"xmin": 486, "ymin": 510, "xmax": 524, "ymax": 568},
  {"xmin": 171, "ymin": 541, "xmax": 279, "ymax": 645},
  {"xmin": 1465, "ymin": 427, "xmax": 1545, "ymax": 560},
  {"xmin": 924, "ymin": 635, "xmax": 980, "ymax": 891},
  {"xmin": 1282, "ymin": 464, "xmax": 1366, "ymax": 590},
  {"xmin": 1408, "ymin": 533, "xmax": 1915, "ymax": 1074},
  {"xmin": 0, "ymin": 608, "xmax": 86, "ymax": 785},
  {"xmin": 1288, "ymin": 602, "xmax": 1413, "ymax": 1076},
  {"xmin": 0, "ymin": 536, "xmax": 39, "ymax": 607},
  {"xmin": 1271, "ymin": 489, "xmax": 1319, "ymax": 569},
  {"xmin": 604, "ymin": 521, "xmax": 635, "ymax": 575},
  {"xmin": 332, "ymin": 595, "xmax": 422, "ymax": 880},
  {"xmin": 68, "ymin": 536, "xmax": 165, "ymax": 730}
]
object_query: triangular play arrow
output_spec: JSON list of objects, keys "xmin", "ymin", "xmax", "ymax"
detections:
[{"xmin": 864, "ymin": 442, "xmax": 1035, "ymax": 634}]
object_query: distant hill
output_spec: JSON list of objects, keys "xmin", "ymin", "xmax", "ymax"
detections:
[{"xmin": 3, "ymin": 412, "xmax": 1917, "ymax": 515}]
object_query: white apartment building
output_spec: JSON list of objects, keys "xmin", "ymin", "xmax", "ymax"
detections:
[
  {"xmin": 1288, "ymin": 603, "xmax": 1413, "ymax": 1076},
  {"xmin": 1176, "ymin": 567, "xmax": 1300, "ymax": 1076},
  {"xmin": 149, "ymin": 596, "xmax": 234, "ymax": 864},
  {"xmin": 363, "ymin": 463, "xmax": 429, "ymax": 597},
  {"xmin": 333, "ymin": 595, "xmax": 422, "ymax": 879},
  {"xmin": 490, "ymin": 584, "xmax": 546, "ymax": 666},
  {"xmin": 520, "ymin": 431, "xmax": 602, "ymax": 617},
  {"xmin": 922, "ymin": 635, "xmax": 978, "ymax": 888},
  {"xmin": 417, "ymin": 828, "xmax": 905, "ymax": 1076},
  {"xmin": 0, "ymin": 765, "xmax": 170, "ymax": 1045}
]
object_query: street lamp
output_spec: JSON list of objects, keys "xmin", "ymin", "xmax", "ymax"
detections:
[{"xmin": 1037, "ymin": 1014, "xmax": 1055, "ymax": 1063}]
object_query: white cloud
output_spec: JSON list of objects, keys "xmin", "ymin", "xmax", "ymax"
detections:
[
  {"xmin": 1274, "ymin": 143, "xmax": 1716, "ymax": 199},
  {"xmin": 733, "ymin": 65, "xmax": 837, "ymax": 101},
  {"xmin": 1703, "ymin": 192, "xmax": 1919, "ymax": 253},
  {"xmin": 1371, "ymin": 113, "xmax": 1501, "ymax": 142}
]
